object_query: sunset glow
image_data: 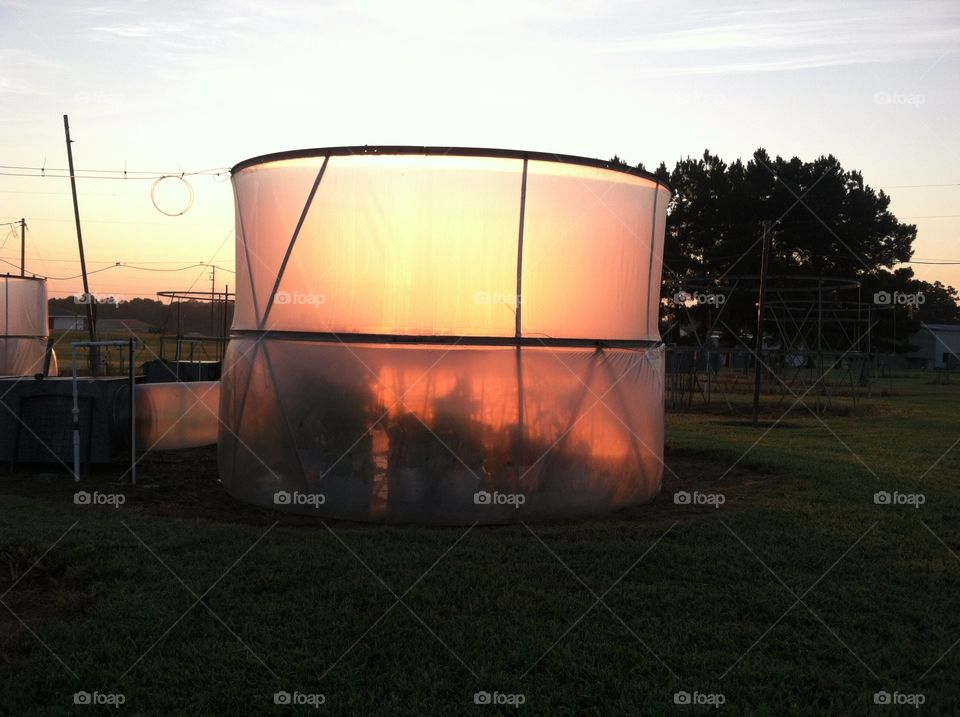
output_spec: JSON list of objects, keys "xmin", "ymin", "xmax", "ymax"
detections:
[{"xmin": 1, "ymin": 0, "xmax": 957, "ymax": 301}]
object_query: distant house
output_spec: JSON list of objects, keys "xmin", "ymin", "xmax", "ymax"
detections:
[
  {"xmin": 907, "ymin": 324, "xmax": 960, "ymax": 369},
  {"xmin": 97, "ymin": 318, "xmax": 156, "ymax": 334},
  {"xmin": 49, "ymin": 308, "xmax": 86, "ymax": 331}
]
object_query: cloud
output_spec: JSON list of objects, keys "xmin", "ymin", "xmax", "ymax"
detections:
[
  {"xmin": 0, "ymin": 75, "xmax": 40, "ymax": 94},
  {"xmin": 601, "ymin": 0, "xmax": 960, "ymax": 75},
  {"xmin": 0, "ymin": 49, "xmax": 64, "ymax": 95},
  {"xmin": 93, "ymin": 20, "xmax": 194, "ymax": 38},
  {"xmin": 81, "ymin": 5, "xmax": 127, "ymax": 17}
]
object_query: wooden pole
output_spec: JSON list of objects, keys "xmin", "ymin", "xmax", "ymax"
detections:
[{"xmin": 63, "ymin": 114, "xmax": 99, "ymax": 374}]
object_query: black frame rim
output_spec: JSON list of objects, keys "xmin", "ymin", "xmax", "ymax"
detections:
[
  {"xmin": 231, "ymin": 145, "xmax": 672, "ymax": 193},
  {"xmin": 230, "ymin": 329, "xmax": 661, "ymax": 349},
  {"xmin": 0, "ymin": 273, "xmax": 46, "ymax": 283}
]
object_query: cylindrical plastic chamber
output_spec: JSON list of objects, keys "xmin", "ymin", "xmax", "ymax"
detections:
[
  {"xmin": 220, "ymin": 147, "xmax": 671, "ymax": 523},
  {"xmin": 0, "ymin": 274, "xmax": 56, "ymax": 377}
]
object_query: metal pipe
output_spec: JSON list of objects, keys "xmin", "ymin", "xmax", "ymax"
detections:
[
  {"xmin": 72, "ymin": 342, "xmax": 80, "ymax": 481},
  {"xmin": 514, "ymin": 158, "xmax": 528, "ymax": 339},
  {"xmin": 751, "ymin": 221, "xmax": 772, "ymax": 427},
  {"xmin": 70, "ymin": 340, "xmax": 137, "ymax": 482},
  {"xmin": 129, "ymin": 337, "xmax": 136, "ymax": 485}
]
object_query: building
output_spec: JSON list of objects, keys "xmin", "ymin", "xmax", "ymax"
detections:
[
  {"xmin": 48, "ymin": 308, "xmax": 86, "ymax": 331},
  {"xmin": 907, "ymin": 324, "xmax": 960, "ymax": 369}
]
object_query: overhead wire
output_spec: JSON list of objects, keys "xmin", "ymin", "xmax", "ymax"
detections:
[
  {"xmin": 0, "ymin": 164, "xmax": 230, "ymax": 181},
  {"xmin": 0, "ymin": 258, "xmax": 234, "ymax": 280}
]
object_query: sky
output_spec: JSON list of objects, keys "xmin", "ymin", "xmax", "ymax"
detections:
[{"xmin": 0, "ymin": 0, "xmax": 958, "ymax": 302}]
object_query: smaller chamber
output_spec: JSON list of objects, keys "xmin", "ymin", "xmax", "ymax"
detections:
[{"xmin": 0, "ymin": 274, "xmax": 56, "ymax": 377}]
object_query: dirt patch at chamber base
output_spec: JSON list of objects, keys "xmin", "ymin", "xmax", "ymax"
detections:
[{"xmin": 1, "ymin": 446, "xmax": 797, "ymax": 529}]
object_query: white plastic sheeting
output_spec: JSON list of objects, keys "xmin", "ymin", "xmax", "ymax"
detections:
[
  {"xmin": 135, "ymin": 381, "xmax": 220, "ymax": 450},
  {"xmin": 221, "ymin": 148, "xmax": 671, "ymax": 523},
  {"xmin": 0, "ymin": 275, "xmax": 56, "ymax": 377}
]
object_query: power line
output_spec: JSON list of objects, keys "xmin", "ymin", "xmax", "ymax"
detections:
[
  {"xmin": 0, "ymin": 189, "xmax": 120, "ymax": 196},
  {"xmin": 0, "ymin": 258, "xmax": 234, "ymax": 280},
  {"xmin": 0, "ymin": 256, "xmax": 232, "ymax": 265},
  {"xmin": 0, "ymin": 164, "xmax": 230, "ymax": 181}
]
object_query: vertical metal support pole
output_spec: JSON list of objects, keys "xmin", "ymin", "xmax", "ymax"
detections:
[
  {"xmin": 209, "ymin": 265, "xmax": 216, "ymax": 336},
  {"xmin": 752, "ymin": 221, "xmax": 772, "ymax": 427},
  {"xmin": 817, "ymin": 278, "xmax": 823, "ymax": 412},
  {"xmin": 857, "ymin": 286, "xmax": 862, "ymax": 353},
  {"xmin": 19, "ymin": 218, "xmax": 25, "ymax": 276},
  {"xmin": 224, "ymin": 285, "xmax": 229, "ymax": 360},
  {"xmin": 72, "ymin": 344, "xmax": 80, "ymax": 481},
  {"xmin": 129, "ymin": 338, "xmax": 136, "ymax": 485},
  {"xmin": 222, "ymin": 284, "xmax": 230, "ymax": 362},
  {"xmin": 514, "ymin": 159, "xmax": 528, "ymax": 339},
  {"xmin": 175, "ymin": 300, "xmax": 182, "ymax": 378},
  {"xmin": 866, "ymin": 306, "xmax": 874, "ymax": 391},
  {"xmin": 645, "ymin": 189, "xmax": 661, "ymax": 339},
  {"xmin": 513, "ymin": 160, "xmax": 528, "ymax": 462},
  {"xmin": 707, "ymin": 304, "xmax": 712, "ymax": 406}
]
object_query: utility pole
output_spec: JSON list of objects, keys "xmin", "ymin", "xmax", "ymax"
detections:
[
  {"xmin": 751, "ymin": 220, "xmax": 772, "ymax": 427},
  {"xmin": 19, "ymin": 218, "xmax": 25, "ymax": 276},
  {"xmin": 64, "ymin": 114, "xmax": 99, "ymax": 374}
]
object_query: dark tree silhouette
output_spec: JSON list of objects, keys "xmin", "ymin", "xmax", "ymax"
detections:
[{"xmin": 655, "ymin": 148, "xmax": 948, "ymax": 351}]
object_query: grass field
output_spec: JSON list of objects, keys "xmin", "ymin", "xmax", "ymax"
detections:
[
  {"xmin": 48, "ymin": 330, "xmax": 224, "ymax": 376},
  {"xmin": 1, "ymin": 372, "xmax": 958, "ymax": 715}
]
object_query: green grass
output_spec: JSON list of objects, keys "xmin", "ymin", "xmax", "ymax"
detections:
[
  {"xmin": 1, "ymin": 373, "xmax": 958, "ymax": 715},
  {"xmin": 49, "ymin": 329, "xmax": 223, "ymax": 376}
]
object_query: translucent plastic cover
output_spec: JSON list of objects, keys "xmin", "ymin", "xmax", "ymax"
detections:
[
  {"xmin": 220, "ymin": 341, "xmax": 664, "ymax": 523},
  {"xmin": 135, "ymin": 381, "xmax": 220, "ymax": 451},
  {"xmin": 221, "ymin": 149, "xmax": 671, "ymax": 523},
  {"xmin": 0, "ymin": 276, "xmax": 50, "ymax": 377},
  {"xmin": 232, "ymin": 153, "xmax": 670, "ymax": 340}
]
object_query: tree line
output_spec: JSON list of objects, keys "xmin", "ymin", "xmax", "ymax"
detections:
[
  {"xmin": 49, "ymin": 296, "xmax": 231, "ymax": 336},
  {"xmin": 616, "ymin": 148, "xmax": 958, "ymax": 351}
]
